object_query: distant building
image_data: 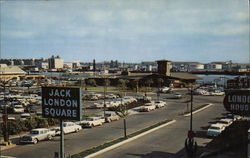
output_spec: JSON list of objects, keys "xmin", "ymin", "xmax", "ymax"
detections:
[
  {"xmin": 48, "ymin": 55, "xmax": 64, "ymax": 69},
  {"xmin": 205, "ymin": 63, "xmax": 223, "ymax": 71},
  {"xmin": 157, "ymin": 60, "xmax": 171, "ymax": 76},
  {"xmin": 72, "ymin": 61, "xmax": 81, "ymax": 69},
  {"xmin": 172, "ymin": 62, "xmax": 201, "ymax": 72},
  {"xmin": 0, "ymin": 64, "xmax": 27, "ymax": 80}
]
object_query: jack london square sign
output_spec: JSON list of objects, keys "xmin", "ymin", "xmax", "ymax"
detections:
[
  {"xmin": 223, "ymin": 90, "xmax": 250, "ymax": 116},
  {"xmin": 42, "ymin": 86, "xmax": 82, "ymax": 120}
]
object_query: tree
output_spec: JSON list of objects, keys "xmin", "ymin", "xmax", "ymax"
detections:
[
  {"xmin": 114, "ymin": 93, "xmax": 129, "ymax": 138},
  {"xmin": 118, "ymin": 79, "xmax": 128, "ymax": 90},
  {"xmin": 145, "ymin": 79, "xmax": 154, "ymax": 88},
  {"xmin": 156, "ymin": 78, "xmax": 164, "ymax": 88},
  {"xmin": 86, "ymin": 79, "xmax": 97, "ymax": 87},
  {"xmin": 104, "ymin": 78, "xmax": 110, "ymax": 87}
]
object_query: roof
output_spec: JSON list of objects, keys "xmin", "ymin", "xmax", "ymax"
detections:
[
  {"xmin": 116, "ymin": 72, "xmax": 200, "ymax": 80},
  {"xmin": 0, "ymin": 66, "xmax": 26, "ymax": 75},
  {"xmin": 170, "ymin": 72, "xmax": 201, "ymax": 80}
]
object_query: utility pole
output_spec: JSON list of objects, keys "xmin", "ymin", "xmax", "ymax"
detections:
[
  {"xmin": 185, "ymin": 85, "xmax": 197, "ymax": 158},
  {"xmin": 3, "ymin": 81, "xmax": 9, "ymax": 143}
]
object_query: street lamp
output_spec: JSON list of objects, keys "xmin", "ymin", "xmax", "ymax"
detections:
[{"xmin": 185, "ymin": 85, "xmax": 197, "ymax": 158}]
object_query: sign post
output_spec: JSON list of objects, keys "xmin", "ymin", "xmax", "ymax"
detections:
[
  {"xmin": 42, "ymin": 86, "xmax": 82, "ymax": 158},
  {"xmin": 60, "ymin": 120, "xmax": 64, "ymax": 158}
]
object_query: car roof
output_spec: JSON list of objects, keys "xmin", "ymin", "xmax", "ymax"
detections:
[
  {"xmin": 210, "ymin": 123, "xmax": 225, "ymax": 128},
  {"xmin": 32, "ymin": 128, "xmax": 48, "ymax": 131},
  {"xmin": 219, "ymin": 118, "xmax": 232, "ymax": 122}
]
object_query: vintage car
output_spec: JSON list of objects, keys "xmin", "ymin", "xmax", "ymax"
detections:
[
  {"xmin": 62, "ymin": 122, "xmax": 82, "ymax": 134},
  {"xmin": 79, "ymin": 117, "xmax": 105, "ymax": 128},
  {"xmin": 20, "ymin": 128, "xmax": 55, "ymax": 144},
  {"xmin": 207, "ymin": 124, "xmax": 225, "ymax": 137},
  {"xmin": 104, "ymin": 113, "xmax": 120, "ymax": 123},
  {"xmin": 139, "ymin": 103, "xmax": 156, "ymax": 112}
]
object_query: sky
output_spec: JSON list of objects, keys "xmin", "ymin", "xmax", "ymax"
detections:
[{"xmin": 0, "ymin": 0, "xmax": 249, "ymax": 63}]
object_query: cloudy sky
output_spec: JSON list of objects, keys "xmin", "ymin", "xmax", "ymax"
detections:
[{"xmin": 0, "ymin": 0, "xmax": 249, "ymax": 63}]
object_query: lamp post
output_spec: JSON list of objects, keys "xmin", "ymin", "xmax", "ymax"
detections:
[{"xmin": 185, "ymin": 85, "xmax": 197, "ymax": 158}]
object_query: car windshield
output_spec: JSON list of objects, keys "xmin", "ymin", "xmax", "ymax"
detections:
[
  {"xmin": 218, "ymin": 121, "xmax": 228, "ymax": 124},
  {"xmin": 210, "ymin": 127, "xmax": 220, "ymax": 130},
  {"xmin": 86, "ymin": 118, "xmax": 94, "ymax": 121}
]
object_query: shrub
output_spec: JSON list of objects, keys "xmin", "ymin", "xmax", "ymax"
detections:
[{"xmin": 35, "ymin": 117, "xmax": 49, "ymax": 128}]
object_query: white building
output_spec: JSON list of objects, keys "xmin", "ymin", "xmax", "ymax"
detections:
[{"xmin": 48, "ymin": 55, "xmax": 64, "ymax": 69}]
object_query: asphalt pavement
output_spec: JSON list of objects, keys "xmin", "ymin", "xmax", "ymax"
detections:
[
  {"xmin": 95, "ymin": 99, "xmax": 226, "ymax": 158},
  {"xmin": 1, "ymin": 94, "xmax": 225, "ymax": 158}
]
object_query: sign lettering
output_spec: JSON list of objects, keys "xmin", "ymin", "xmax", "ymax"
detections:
[
  {"xmin": 223, "ymin": 90, "xmax": 250, "ymax": 116},
  {"xmin": 42, "ymin": 87, "xmax": 82, "ymax": 120}
]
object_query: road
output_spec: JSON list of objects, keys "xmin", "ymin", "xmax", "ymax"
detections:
[
  {"xmin": 1, "ymin": 95, "xmax": 225, "ymax": 158},
  {"xmin": 95, "ymin": 99, "xmax": 226, "ymax": 158}
]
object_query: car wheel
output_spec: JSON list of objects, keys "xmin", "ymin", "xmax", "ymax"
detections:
[
  {"xmin": 75, "ymin": 129, "xmax": 79, "ymax": 133},
  {"xmin": 33, "ymin": 138, "xmax": 38, "ymax": 144},
  {"xmin": 91, "ymin": 124, "xmax": 94, "ymax": 127}
]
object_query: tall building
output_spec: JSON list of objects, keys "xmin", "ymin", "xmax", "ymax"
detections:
[
  {"xmin": 48, "ymin": 55, "xmax": 64, "ymax": 69},
  {"xmin": 157, "ymin": 60, "xmax": 172, "ymax": 76}
]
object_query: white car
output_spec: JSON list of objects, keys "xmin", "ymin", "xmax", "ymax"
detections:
[
  {"xmin": 104, "ymin": 113, "xmax": 120, "ymax": 123},
  {"xmin": 140, "ymin": 103, "xmax": 156, "ymax": 112},
  {"xmin": 62, "ymin": 122, "xmax": 82, "ymax": 134},
  {"xmin": 20, "ymin": 128, "xmax": 54, "ymax": 144},
  {"xmin": 20, "ymin": 113, "xmax": 31, "ymax": 120},
  {"xmin": 153, "ymin": 101, "xmax": 166, "ymax": 108},
  {"xmin": 217, "ymin": 118, "xmax": 233, "ymax": 127},
  {"xmin": 13, "ymin": 105, "xmax": 24, "ymax": 113},
  {"xmin": 106, "ymin": 94, "xmax": 117, "ymax": 99},
  {"xmin": 50, "ymin": 127, "xmax": 61, "ymax": 136},
  {"xmin": 207, "ymin": 124, "xmax": 225, "ymax": 137},
  {"xmin": 79, "ymin": 117, "xmax": 105, "ymax": 128},
  {"xmin": 159, "ymin": 87, "xmax": 170, "ymax": 93},
  {"xmin": 123, "ymin": 96, "xmax": 137, "ymax": 103}
]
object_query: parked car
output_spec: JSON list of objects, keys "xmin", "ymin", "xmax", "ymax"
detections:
[
  {"xmin": 173, "ymin": 93, "xmax": 182, "ymax": 99},
  {"xmin": 159, "ymin": 87, "xmax": 170, "ymax": 93},
  {"xmin": 62, "ymin": 122, "xmax": 82, "ymax": 134},
  {"xmin": 13, "ymin": 105, "xmax": 24, "ymax": 113},
  {"xmin": 153, "ymin": 101, "xmax": 166, "ymax": 108},
  {"xmin": 104, "ymin": 113, "xmax": 119, "ymax": 123},
  {"xmin": 20, "ymin": 113, "xmax": 31, "ymax": 120},
  {"xmin": 20, "ymin": 128, "xmax": 54, "ymax": 144},
  {"xmin": 105, "ymin": 94, "xmax": 117, "ymax": 99},
  {"xmin": 217, "ymin": 118, "xmax": 233, "ymax": 127},
  {"xmin": 207, "ymin": 124, "xmax": 225, "ymax": 137},
  {"xmin": 225, "ymin": 114, "xmax": 242, "ymax": 121},
  {"xmin": 50, "ymin": 127, "xmax": 61, "ymax": 136},
  {"xmin": 140, "ymin": 103, "xmax": 156, "ymax": 112},
  {"xmin": 79, "ymin": 117, "xmax": 105, "ymax": 128}
]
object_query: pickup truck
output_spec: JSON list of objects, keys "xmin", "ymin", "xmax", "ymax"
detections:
[{"xmin": 20, "ymin": 128, "xmax": 55, "ymax": 144}]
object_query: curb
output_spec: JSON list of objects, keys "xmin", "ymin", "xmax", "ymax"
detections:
[
  {"xmin": 184, "ymin": 104, "xmax": 213, "ymax": 117},
  {"xmin": 86, "ymin": 120, "xmax": 176, "ymax": 158}
]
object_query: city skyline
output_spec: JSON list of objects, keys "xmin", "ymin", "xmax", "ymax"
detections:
[{"xmin": 0, "ymin": 0, "xmax": 249, "ymax": 63}]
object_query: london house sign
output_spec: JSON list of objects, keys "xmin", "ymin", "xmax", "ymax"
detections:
[
  {"xmin": 42, "ymin": 86, "xmax": 82, "ymax": 120},
  {"xmin": 223, "ymin": 90, "xmax": 250, "ymax": 116}
]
